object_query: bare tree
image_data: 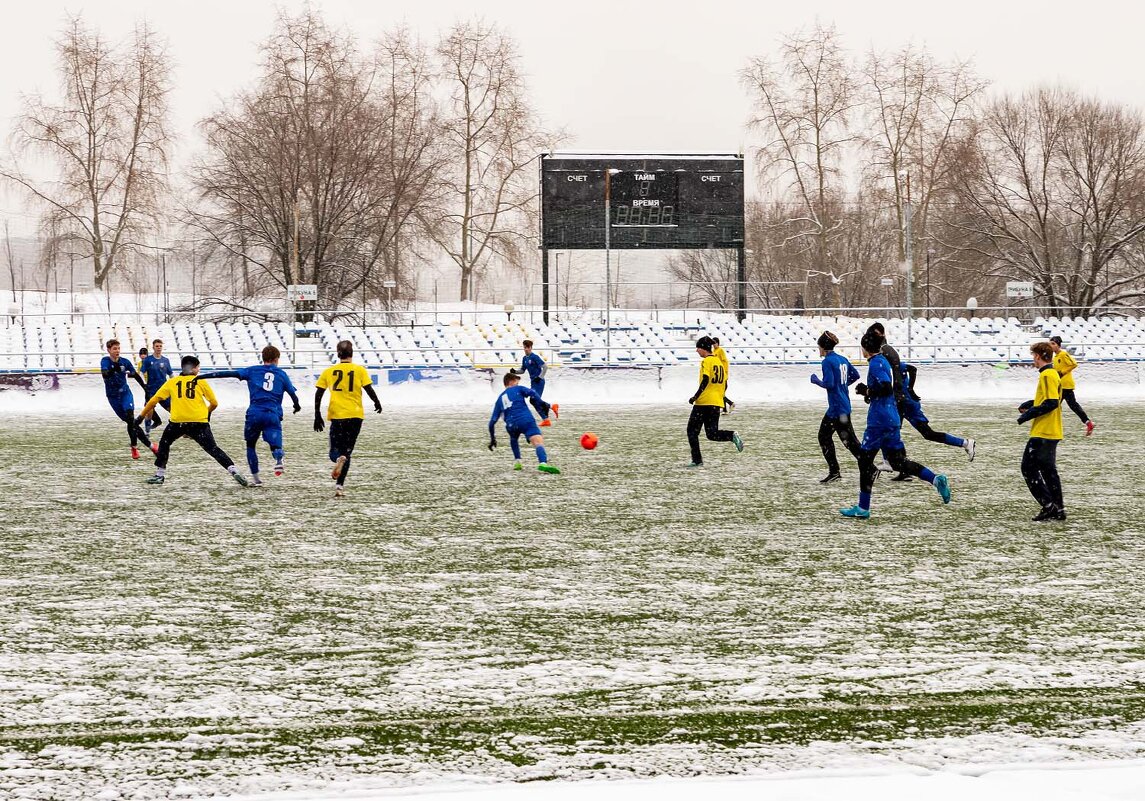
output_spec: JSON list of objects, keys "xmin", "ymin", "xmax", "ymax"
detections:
[
  {"xmin": 945, "ymin": 88, "xmax": 1145, "ymax": 314},
  {"xmin": 742, "ymin": 23, "xmax": 861, "ymax": 306},
  {"xmin": 190, "ymin": 11, "xmax": 445, "ymax": 310},
  {"xmin": 434, "ymin": 20, "xmax": 546, "ymax": 302},
  {"xmin": 0, "ymin": 17, "xmax": 171, "ymax": 290}
]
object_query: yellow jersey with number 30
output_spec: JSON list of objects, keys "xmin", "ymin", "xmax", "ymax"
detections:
[
  {"xmin": 316, "ymin": 362, "xmax": 373, "ymax": 419},
  {"xmin": 694, "ymin": 354, "xmax": 727, "ymax": 407},
  {"xmin": 152, "ymin": 375, "xmax": 217, "ymax": 423},
  {"xmin": 1029, "ymin": 366, "xmax": 1063, "ymax": 440}
]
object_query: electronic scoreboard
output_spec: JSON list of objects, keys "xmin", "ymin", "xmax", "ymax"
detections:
[{"xmin": 540, "ymin": 154, "xmax": 744, "ymax": 249}]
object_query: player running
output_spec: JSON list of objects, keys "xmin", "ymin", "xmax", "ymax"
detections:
[
  {"xmin": 136, "ymin": 355, "xmax": 249, "ymax": 487},
  {"xmin": 811, "ymin": 330, "xmax": 862, "ymax": 483},
  {"xmin": 686, "ymin": 336, "xmax": 743, "ymax": 467},
  {"xmin": 1018, "ymin": 342, "xmax": 1066, "ymax": 521},
  {"xmin": 510, "ymin": 339, "xmax": 558, "ymax": 426},
  {"xmin": 898, "ymin": 361, "xmax": 976, "ymax": 461},
  {"xmin": 488, "ymin": 372, "xmax": 560, "ymax": 474},
  {"xmin": 139, "ymin": 338, "xmax": 172, "ymax": 433},
  {"xmin": 100, "ymin": 339, "xmax": 156, "ymax": 460},
  {"xmin": 865, "ymin": 322, "xmax": 973, "ymax": 478},
  {"xmin": 314, "ymin": 340, "xmax": 382, "ymax": 497},
  {"xmin": 1049, "ymin": 336, "xmax": 1095, "ymax": 436},
  {"xmin": 198, "ymin": 345, "xmax": 301, "ymax": 486},
  {"xmin": 711, "ymin": 336, "xmax": 735, "ymax": 414},
  {"xmin": 841, "ymin": 330, "xmax": 950, "ymax": 519}
]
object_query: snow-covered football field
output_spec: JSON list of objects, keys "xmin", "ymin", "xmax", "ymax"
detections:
[{"xmin": 2, "ymin": 390, "xmax": 1144, "ymax": 799}]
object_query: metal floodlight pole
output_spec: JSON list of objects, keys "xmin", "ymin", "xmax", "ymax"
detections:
[
  {"xmin": 604, "ymin": 168, "xmax": 613, "ymax": 365},
  {"xmin": 904, "ymin": 173, "xmax": 914, "ymax": 358}
]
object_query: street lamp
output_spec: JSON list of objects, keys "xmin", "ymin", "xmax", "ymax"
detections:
[
  {"xmin": 966, "ymin": 296, "xmax": 978, "ymax": 319},
  {"xmin": 553, "ymin": 252, "xmax": 562, "ymax": 312}
]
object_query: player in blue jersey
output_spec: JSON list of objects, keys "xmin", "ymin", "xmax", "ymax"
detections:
[
  {"xmin": 100, "ymin": 338, "xmax": 156, "ymax": 460},
  {"xmin": 197, "ymin": 345, "xmax": 301, "ymax": 486},
  {"xmin": 139, "ymin": 338, "xmax": 172, "ymax": 433},
  {"xmin": 841, "ymin": 330, "xmax": 950, "ymax": 519},
  {"xmin": 898, "ymin": 361, "xmax": 976, "ymax": 461},
  {"xmin": 488, "ymin": 372, "xmax": 559, "ymax": 474},
  {"xmin": 510, "ymin": 340, "xmax": 559, "ymax": 425},
  {"xmin": 810, "ymin": 330, "xmax": 862, "ymax": 483}
]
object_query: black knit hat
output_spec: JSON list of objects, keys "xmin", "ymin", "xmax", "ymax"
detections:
[
  {"xmin": 696, "ymin": 336, "xmax": 715, "ymax": 352},
  {"xmin": 1049, "ymin": 335, "xmax": 1063, "ymax": 345},
  {"xmin": 817, "ymin": 330, "xmax": 838, "ymax": 351},
  {"xmin": 860, "ymin": 331, "xmax": 884, "ymax": 355}
]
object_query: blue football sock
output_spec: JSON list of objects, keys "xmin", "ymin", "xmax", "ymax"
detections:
[
  {"xmin": 271, "ymin": 448, "xmax": 284, "ymax": 462},
  {"xmin": 859, "ymin": 491, "xmax": 871, "ymax": 511},
  {"xmin": 246, "ymin": 446, "xmax": 259, "ymax": 475},
  {"xmin": 510, "ymin": 437, "xmax": 522, "ymax": 460},
  {"xmin": 944, "ymin": 434, "xmax": 964, "ymax": 447},
  {"xmin": 536, "ymin": 445, "xmax": 548, "ymax": 463},
  {"xmin": 919, "ymin": 467, "xmax": 936, "ymax": 484}
]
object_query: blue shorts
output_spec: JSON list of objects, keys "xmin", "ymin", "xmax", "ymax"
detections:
[
  {"xmin": 530, "ymin": 378, "xmax": 545, "ymax": 398},
  {"xmin": 899, "ymin": 399, "xmax": 928, "ymax": 426},
  {"xmin": 244, "ymin": 412, "xmax": 283, "ymax": 449},
  {"xmin": 862, "ymin": 426, "xmax": 904, "ymax": 454},
  {"xmin": 508, "ymin": 421, "xmax": 542, "ymax": 441},
  {"xmin": 107, "ymin": 394, "xmax": 134, "ymax": 415}
]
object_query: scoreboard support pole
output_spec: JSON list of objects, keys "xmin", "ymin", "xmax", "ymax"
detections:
[
  {"xmin": 541, "ymin": 247, "xmax": 550, "ymax": 325},
  {"xmin": 736, "ymin": 246, "xmax": 747, "ymax": 322}
]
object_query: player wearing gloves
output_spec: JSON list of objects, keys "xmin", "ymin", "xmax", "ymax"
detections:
[
  {"xmin": 1049, "ymin": 336, "xmax": 1095, "ymax": 436},
  {"xmin": 198, "ymin": 345, "xmax": 301, "ymax": 486},
  {"xmin": 314, "ymin": 340, "xmax": 382, "ymax": 497},
  {"xmin": 137, "ymin": 355, "xmax": 248, "ymax": 487},
  {"xmin": 686, "ymin": 336, "xmax": 743, "ymax": 467},
  {"xmin": 841, "ymin": 330, "xmax": 950, "ymax": 519},
  {"xmin": 1018, "ymin": 342, "xmax": 1066, "ymax": 521},
  {"xmin": 488, "ymin": 372, "xmax": 559, "ymax": 474},
  {"xmin": 811, "ymin": 330, "xmax": 861, "ymax": 483},
  {"xmin": 100, "ymin": 339, "xmax": 156, "ymax": 459}
]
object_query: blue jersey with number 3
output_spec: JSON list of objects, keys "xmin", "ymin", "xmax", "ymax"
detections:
[{"xmin": 237, "ymin": 365, "xmax": 298, "ymax": 416}]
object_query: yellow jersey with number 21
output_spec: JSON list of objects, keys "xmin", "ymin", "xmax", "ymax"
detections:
[
  {"xmin": 316, "ymin": 362, "xmax": 373, "ymax": 419},
  {"xmin": 694, "ymin": 354, "xmax": 727, "ymax": 407}
]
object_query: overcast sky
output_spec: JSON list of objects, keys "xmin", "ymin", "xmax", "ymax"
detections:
[{"xmin": 2, "ymin": 0, "xmax": 1142, "ymax": 231}]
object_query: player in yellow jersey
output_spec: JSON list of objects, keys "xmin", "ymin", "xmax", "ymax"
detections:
[
  {"xmin": 136, "ymin": 355, "xmax": 249, "ymax": 487},
  {"xmin": 1049, "ymin": 336, "xmax": 1095, "ymax": 436},
  {"xmin": 711, "ymin": 336, "xmax": 735, "ymax": 414},
  {"xmin": 1017, "ymin": 342, "xmax": 1065, "ymax": 521},
  {"xmin": 686, "ymin": 336, "xmax": 743, "ymax": 467},
  {"xmin": 314, "ymin": 340, "xmax": 382, "ymax": 497}
]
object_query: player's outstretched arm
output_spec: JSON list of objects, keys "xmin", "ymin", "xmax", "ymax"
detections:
[
  {"xmin": 199, "ymin": 370, "xmax": 241, "ymax": 380},
  {"xmin": 364, "ymin": 385, "xmax": 382, "ymax": 413},
  {"xmin": 1017, "ymin": 397, "xmax": 1059, "ymax": 424},
  {"xmin": 313, "ymin": 388, "xmax": 326, "ymax": 432}
]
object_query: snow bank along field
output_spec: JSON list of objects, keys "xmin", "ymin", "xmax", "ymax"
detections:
[{"xmin": 2, "ymin": 368, "xmax": 1145, "ymax": 800}]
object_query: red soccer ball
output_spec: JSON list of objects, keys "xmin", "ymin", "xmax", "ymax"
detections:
[{"xmin": 580, "ymin": 432, "xmax": 599, "ymax": 450}]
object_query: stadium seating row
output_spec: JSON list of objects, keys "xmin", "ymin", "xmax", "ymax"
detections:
[{"xmin": 1, "ymin": 315, "xmax": 1143, "ymax": 371}]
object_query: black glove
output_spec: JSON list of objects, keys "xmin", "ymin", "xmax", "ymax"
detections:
[
  {"xmin": 373, "ymin": 401, "xmax": 383, "ymax": 414},
  {"xmin": 134, "ymin": 414, "xmax": 145, "ymax": 427},
  {"xmin": 488, "ymin": 437, "xmax": 497, "ymax": 451},
  {"xmin": 688, "ymin": 395, "xmax": 697, "ymax": 405},
  {"xmin": 313, "ymin": 414, "xmax": 325, "ymax": 433},
  {"xmin": 1018, "ymin": 400, "xmax": 1033, "ymax": 412},
  {"xmin": 292, "ymin": 402, "xmax": 301, "ymax": 414},
  {"xmin": 855, "ymin": 382, "xmax": 868, "ymax": 396}
]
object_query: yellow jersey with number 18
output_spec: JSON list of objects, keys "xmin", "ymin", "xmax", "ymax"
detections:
[
  {"xmin": 316, "ymin": 362, "xmax": 373, "ymax": 419},
  {"xmin": 152, "ymin": 375, "xmax": 217, "ymax": 423},
  {"xmin": 694, "ymin": 354, "xmax": 726, "ymax": 407}
]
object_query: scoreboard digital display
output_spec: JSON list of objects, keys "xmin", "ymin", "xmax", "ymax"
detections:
[{"xmin": 540, "ymin": 154, "xmax": 744, "ymax": 249}]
